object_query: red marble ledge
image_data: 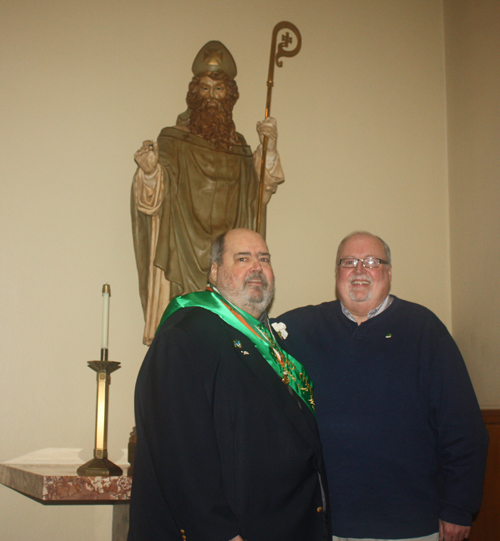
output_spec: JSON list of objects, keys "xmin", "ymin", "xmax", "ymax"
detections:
[{"xmin": 0, "ymin": 463, "xmax": 132, "ymax": 502}]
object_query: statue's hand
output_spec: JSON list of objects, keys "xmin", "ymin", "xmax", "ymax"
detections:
[
  {"xmin": 256, "ymin": 117, "xmax": 278, "ymax": 153},
  {"xmin": 134, "ymin": 140, "xmax": 159, "ymax": 175}
]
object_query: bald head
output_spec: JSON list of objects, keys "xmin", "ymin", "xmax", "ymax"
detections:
[{"xmin": 209, "ymin": 229, "xmax": 275, "ymax": 318}]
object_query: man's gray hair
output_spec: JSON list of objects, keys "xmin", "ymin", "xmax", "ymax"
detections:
[
  {"xmin": 336, "ymin": 231, "xmax": 391, "ymax": 265},
  {"xmin": 208, "ymin": 232, "xmax": 227, "ymax": 282}
]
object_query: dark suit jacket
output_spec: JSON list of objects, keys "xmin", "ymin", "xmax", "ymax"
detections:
[{"xmin": 128, "ymin": 307, "xmax": 328, "ymax": 541}]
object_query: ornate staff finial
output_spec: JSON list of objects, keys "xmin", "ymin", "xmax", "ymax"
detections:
[{"xmin": 257, "ymin": 22, "xmax": 302, "ymax": 236}]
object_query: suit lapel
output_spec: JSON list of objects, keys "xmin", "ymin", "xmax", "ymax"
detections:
[{"xmin": 231, "ymin": 329, "xmax": 323, "ymax": 457}]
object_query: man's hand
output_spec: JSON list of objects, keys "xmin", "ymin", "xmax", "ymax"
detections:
[
  {"xmin": 229, "ymin": 536, "xmax": 244, "ymax": 541},
  {"xmin": 256, "ymin": 117, "xmax": 278, "ymax": 152},
  {"xmin": 134, "ymin": 140, "xmax": 159, "ymax": 175},
  {"xmin": 439, "ymin": 519, "xmax": 471, "ymax": 541}
]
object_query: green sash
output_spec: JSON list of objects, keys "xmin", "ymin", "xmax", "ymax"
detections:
[{"xmin": 158, "ymin": 287, "xmax": 315, "ymax": 415}]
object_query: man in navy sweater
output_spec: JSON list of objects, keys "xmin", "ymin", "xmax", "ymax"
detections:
[{"xmin": 276, "ymin": 231, "xmax": 488, "ymax": 541}]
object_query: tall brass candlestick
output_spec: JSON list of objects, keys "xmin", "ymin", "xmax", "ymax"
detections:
[{"xmin": 77, "ymin": 285, "xmax": 122, "ymax": 476}]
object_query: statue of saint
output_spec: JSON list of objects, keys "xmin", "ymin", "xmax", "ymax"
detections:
[{"xmin": 131, "ymin": 41, "xmax": 284, "ymax": 345}]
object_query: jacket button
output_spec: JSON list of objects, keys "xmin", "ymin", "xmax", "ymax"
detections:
[{"xmin": 317, "ymin": 506, "xmax": 323, "ymax": 513}]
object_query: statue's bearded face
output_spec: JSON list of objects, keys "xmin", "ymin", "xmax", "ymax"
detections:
[{"xmin": 186, "ymin": 71, "xmax": 240, "ymax": 149}]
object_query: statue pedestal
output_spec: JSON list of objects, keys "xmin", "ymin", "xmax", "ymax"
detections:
[{"xmin": 0, "ymin": 454, "xmax": 132, "ymax": 540}]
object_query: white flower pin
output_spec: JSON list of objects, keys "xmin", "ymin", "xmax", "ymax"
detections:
[{"xmin": 271, "ymin": 322, "xmax": 288, "ymax": 340}]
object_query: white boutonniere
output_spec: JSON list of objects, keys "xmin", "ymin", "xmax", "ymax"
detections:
[{"xmin": 271, "ymin": 322, "xmax": 288, "ymax": 340}]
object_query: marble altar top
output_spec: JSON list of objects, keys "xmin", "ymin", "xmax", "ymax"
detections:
[{"xmin": 0, "ymin": 449, "xmax": 131, "ymax": 503}]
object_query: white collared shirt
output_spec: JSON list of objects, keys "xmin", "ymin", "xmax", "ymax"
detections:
[{"xmin": 341, "ymin": 294, "xmax": 394, "ymax": 323}]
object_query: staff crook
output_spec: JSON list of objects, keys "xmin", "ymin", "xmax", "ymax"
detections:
[{"xmin": 256, "ymin": 21, "xmax": 302, "ymax": 237}]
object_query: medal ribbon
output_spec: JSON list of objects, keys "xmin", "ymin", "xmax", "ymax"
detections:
[{"xmin": 158, "ymin": 287, "xmax": 315, "ymax": 415}]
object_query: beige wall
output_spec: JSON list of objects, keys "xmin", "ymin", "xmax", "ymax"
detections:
[
  {"xmin": 444, "ymin": 0, "xmax": 500, "ymax": 408},
  {"xmin": 0, "ymin": 0, "xmax": 492, "ymax": 538}
]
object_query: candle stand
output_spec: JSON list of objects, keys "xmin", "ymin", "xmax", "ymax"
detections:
[{"xmin": 77, "ymin": 348, "xmax": 122, "ymax": 476}]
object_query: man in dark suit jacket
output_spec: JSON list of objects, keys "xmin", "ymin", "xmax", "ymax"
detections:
[{"xmin": 128, "ymin": 228, "xmax": 328, "ymax": 541}]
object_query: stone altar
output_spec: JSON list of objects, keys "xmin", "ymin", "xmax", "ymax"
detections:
[{"xmin": 0, "ymin": 449, "xmax": 131, "ymax": 540}]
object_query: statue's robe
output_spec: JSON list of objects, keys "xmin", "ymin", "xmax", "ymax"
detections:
[{"xmin": 131, "ymin": 126, "xmax": 283, "ymax": 345}]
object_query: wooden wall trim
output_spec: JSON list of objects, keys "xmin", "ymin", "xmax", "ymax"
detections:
[
  {"xmin": 481, "ymin": 409, "xmax": 500, "ymax": 424},
  {"xmin": 468, "ymin": 410, "xmax": 500, "ymax": 540}
]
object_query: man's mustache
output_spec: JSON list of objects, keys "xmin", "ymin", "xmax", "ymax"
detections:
[
  {"xmin": 349, "ymin": 274, "xmax": 372, "ymax": 284},
  {"xmin": 244, "ymin": 271, "xmax": 269, "ymax": 289}
]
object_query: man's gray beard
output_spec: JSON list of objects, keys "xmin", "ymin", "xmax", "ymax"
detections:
[
  {"xmin": 348, "ymin": 273, "xmax": 373, "ymax": 302},
  {"xmin": 216, "ymin": 271, "xmax": 275, "ymax": 316},
  {"xmin": 241, "ymin": 272, "xmax": 274, "ymax": 313},
  {"xmin": 349, "ymin": 290, "xmax": 372, "ymax": 302}
]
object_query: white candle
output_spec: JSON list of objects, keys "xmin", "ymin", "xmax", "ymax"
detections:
[{"xmin": 101, "ymin": 284, "xmax": 111, "ymax": 350}]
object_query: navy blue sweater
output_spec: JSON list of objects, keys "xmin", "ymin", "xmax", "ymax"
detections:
[{"xmin": 277, "ymin": 296, "xmax": 488, "ymax": 539}]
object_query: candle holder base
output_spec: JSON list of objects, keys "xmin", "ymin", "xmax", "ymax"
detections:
[{"xmin": 77, "ymin": 456, "xmax": 123, "ymax": 477}]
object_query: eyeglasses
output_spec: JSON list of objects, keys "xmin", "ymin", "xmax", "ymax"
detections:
[{"xmin": 338, "ymin": 257, "xmax": 389, "ymax": 269}]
